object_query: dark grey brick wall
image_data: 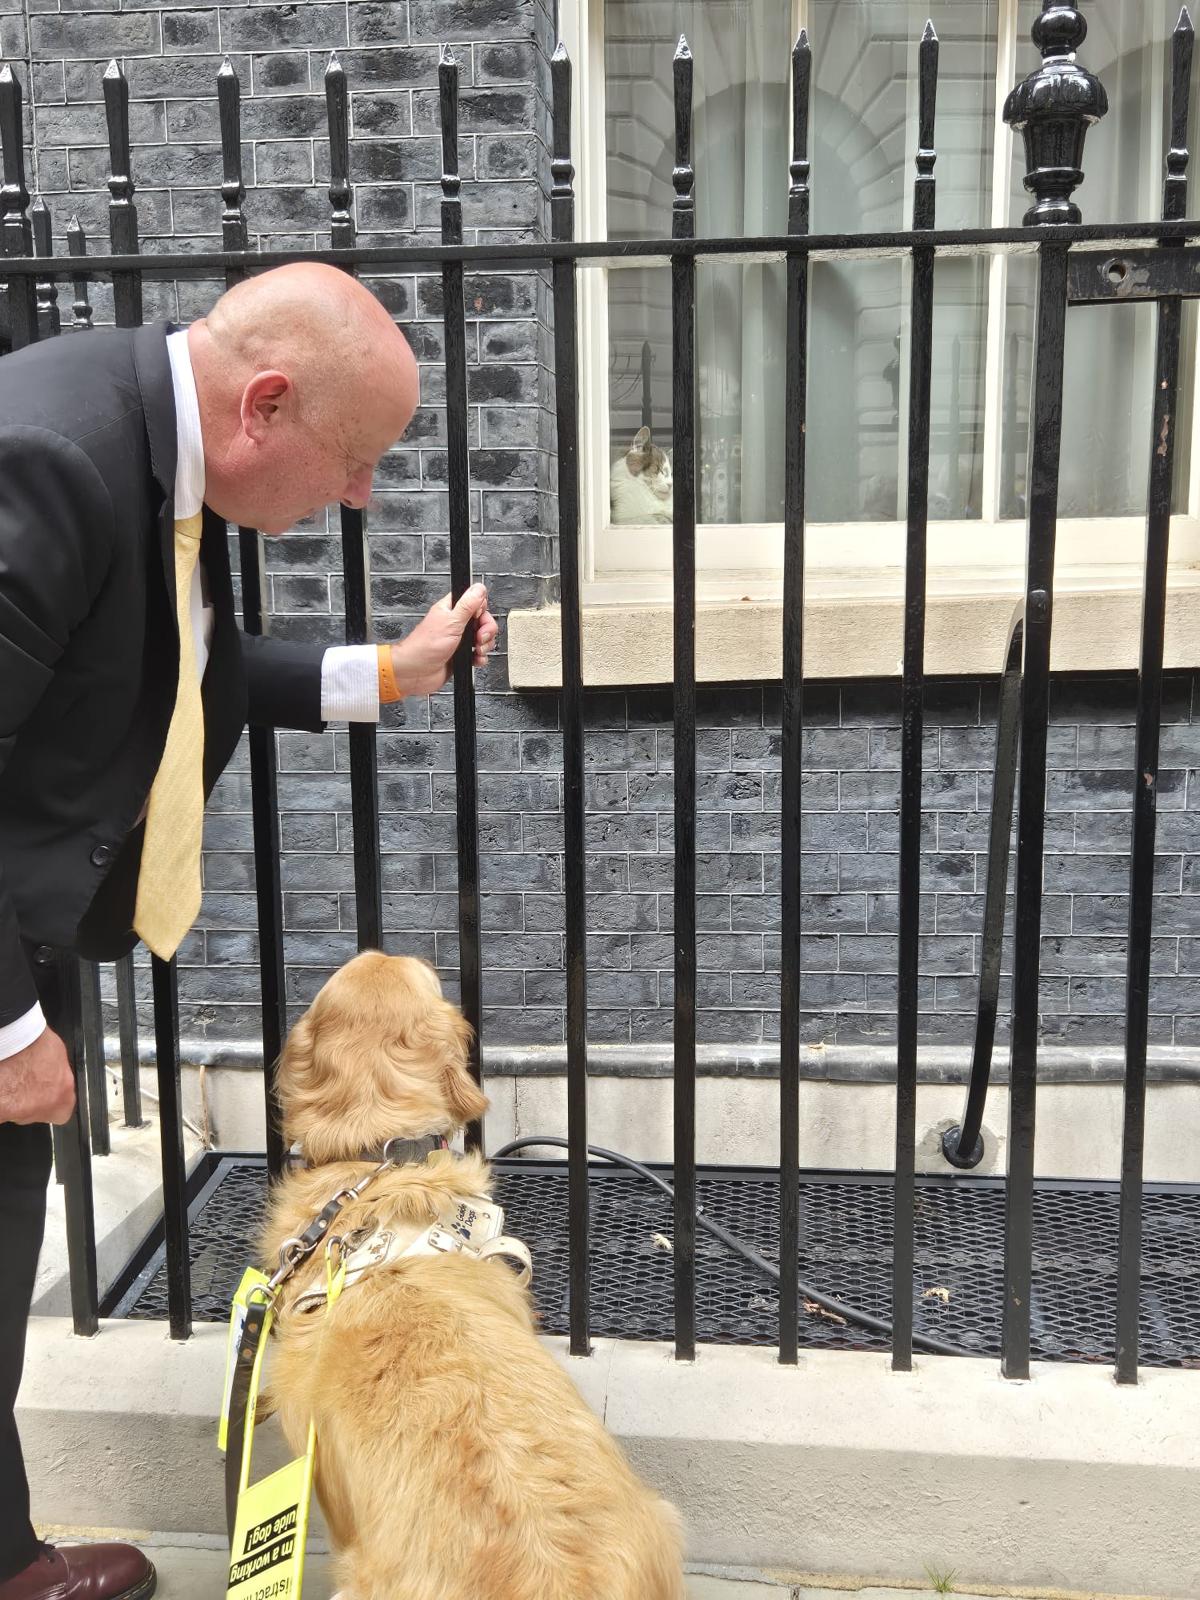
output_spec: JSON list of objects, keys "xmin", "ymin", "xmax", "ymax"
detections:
[
  {"xmin": 171, "ymin": 667, "xmax": 1200, "ymax": 1054},
  {"xmin": 3, "ymin": 0, "xmax": 1198, "ymax": 1059}
]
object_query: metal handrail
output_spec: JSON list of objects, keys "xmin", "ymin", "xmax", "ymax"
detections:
[{"xmin": 942, "ymin": 600, "xmax": 1024, "ymax": 1169}]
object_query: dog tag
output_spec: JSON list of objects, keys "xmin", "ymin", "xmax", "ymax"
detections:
[
  {"xmin": 219, "ymin": 1267, "xmax": 272, "ymax": 1453},
  {"xmin": 441, "ymin": 1196, "xmax": 506, "ymax": 1249}
]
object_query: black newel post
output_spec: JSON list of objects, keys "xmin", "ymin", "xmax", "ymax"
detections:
[
  {"xmin": 996, "ymin": 0, "xmax": 1108, "ymax": 1381},
  {"xmin": 1004, "ymin": 1, "xmax": 1109, "ymax": 225}
]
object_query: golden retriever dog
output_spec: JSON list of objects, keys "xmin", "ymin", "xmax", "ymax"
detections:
[{"xmin": 259, "ymin": 950, "xmax": 686, "ymax": 1600}]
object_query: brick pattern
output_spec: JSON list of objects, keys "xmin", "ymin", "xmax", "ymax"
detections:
[
  {"xmin": 5, "ymin": 2, "xmax": 1199, "ymax": 1056},
  {"xmin": 148, "ymin": 670, "xmax": 1200, "ymax": 1054}
]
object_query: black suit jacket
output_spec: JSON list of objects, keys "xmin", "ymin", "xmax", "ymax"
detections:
[{"xmin": 0, "ymin": 323, "xmax": 328, "ymax": 1026}]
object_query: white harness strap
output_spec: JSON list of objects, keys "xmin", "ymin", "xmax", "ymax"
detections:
[{"xmin": 293, "ymin": 1194, "xmax": 532, "ymax": 1314}]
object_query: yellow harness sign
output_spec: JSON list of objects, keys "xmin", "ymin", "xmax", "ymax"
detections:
[
  {"xmin": 225, "ymin": 1449, "xmax": 315, "ymax": 1600},
  {"xmin": 222, "ymin": 1263, "xmax": 329, "ymax": 1600}
]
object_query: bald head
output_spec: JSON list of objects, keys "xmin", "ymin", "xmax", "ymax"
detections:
[{"xmin": 188, "ymin": 263, "xmax": 419, "ymax": 535}]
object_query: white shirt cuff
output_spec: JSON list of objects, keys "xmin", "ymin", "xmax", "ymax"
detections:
[
  {"xmin": 0, "ymin": 1002, "xmax": 47, "ymax": 1060},
  {"xmin": 320, "ymin": 645, "xmax": 380, "ymax": 723}
]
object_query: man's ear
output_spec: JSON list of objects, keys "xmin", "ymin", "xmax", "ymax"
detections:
[{"xmin": 241, "ymin": 370, "xmax": 292, "ymax": 442}]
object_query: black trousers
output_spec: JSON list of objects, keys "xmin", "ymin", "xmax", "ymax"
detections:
[
  {"xmin": 0, "ymin": 953, "xmax": 75, "ymax": 1581},
  {"xmin": 0, "ymin": 1121, "xmax": 50, "ymax": 1580}
]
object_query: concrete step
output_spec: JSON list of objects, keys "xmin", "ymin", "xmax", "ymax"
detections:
[
  {"xmin": 35, "ymin": 1532, "xmax": 1125, "ymax": 1600},
  {"xmin": 34, "ymin": 1108, "xmax": 204, "ymax": 1317},
  {"xmin": 19, "ymin": 1319, "xmax": 1198, "ymax": 1598}
]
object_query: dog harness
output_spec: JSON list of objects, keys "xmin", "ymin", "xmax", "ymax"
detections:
[
  {"xmin": 223, "ymin": 1138, "xmax": 533, "ymax": 1543},
  {"xmin": 291, "ymin": 1192, "xmax": 532, "ymax": 1313}
]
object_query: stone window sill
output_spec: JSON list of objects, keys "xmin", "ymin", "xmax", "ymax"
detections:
[{"xmin": 507, "ymin": 567, "xmax": 1200, "ymax": 688}]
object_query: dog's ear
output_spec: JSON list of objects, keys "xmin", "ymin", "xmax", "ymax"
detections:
[
  {"xmin": 275, "ymin": 1011, "xmax": 317, "ymax": 1142},
  {"xmin": 436, "ymin": 1004, "xmax": 488, "ymax": 1128},
  {"xmin": 444, "ymin": 1058, "xmax": 488, "ymax": 1129},
  {"xmin": 277, "ymin": 1012, "xmax": 313, "ymax": 1088}
]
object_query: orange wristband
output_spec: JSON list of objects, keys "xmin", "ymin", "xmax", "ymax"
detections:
[{"xmin": 377, "ymin": 643, "xmax": 403, "ymax": 704}]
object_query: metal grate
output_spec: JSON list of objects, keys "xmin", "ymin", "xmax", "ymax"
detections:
[{"xmin": 113, "ymin": 1159, "xmax": 1200, "ymax": 1366}]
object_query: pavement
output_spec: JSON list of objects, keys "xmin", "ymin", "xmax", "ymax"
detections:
[{"xmin": 38, "ymin": 1530, "xmax": 1151, "ymax": 1600}]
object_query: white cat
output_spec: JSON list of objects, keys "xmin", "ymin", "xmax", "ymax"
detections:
[{"xmin": 609, "ymin": 426, "xmax": 673, "ymax": 525}]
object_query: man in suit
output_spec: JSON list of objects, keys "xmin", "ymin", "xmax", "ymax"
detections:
[{"xmin": 0, "ymin": 262, "xmax": 499, "ymax": 1600}]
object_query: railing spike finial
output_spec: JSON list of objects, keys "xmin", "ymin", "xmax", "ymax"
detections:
[
  {"xmin": 0, "ymin": 61, "xmax": 31, "ymax": 215},
  {"xmin": 789, "ymin": 28, "xmax": 812, "ymax": 235},
  {"xmin": 914, "ymin": 13, "xmax": 940, "ymax": 230},
  {"xmin": 31, "ymin": 195, "xmax": 61, "ymax": 338},
  {"xmin": 550, "ymin": 40, "xmax": 574, "ymax": 224},
  {"xmin": 102, "ymin": 56, "xmax": 141, "ymax": 327},
  {"xmin": 0, "ymin": 62, "xmax": 36, "ymax": 349},
  {"xmin": 439, "ymin": 46, "xmax": 461, "ymax": 230},
  {"xmin": 672, "ymin": 33, "xmax": 694, "ymax": 238},
  {"xmin": 103, "ymin": 58, "xmax": 132, "ymax": 200},
  {"xmin": 324, "ymin": 50, "xmax": 354, "ymax": 249},
  {"xmin": 1004, "ymin": 1, "xmax": 1108, "ymax": 226},
  {"xmin": 66, "ymin": 213, "xmax": 94, "ymax": 333},
  {"xmin": 1164, "ymin": 2, "xmax": 1195, "ymax": 223},
  {"xmin": 218, "ymin": 55, "xmax": 247, "ymax": 254}
]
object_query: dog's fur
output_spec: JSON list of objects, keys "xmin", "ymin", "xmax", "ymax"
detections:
[{"xmin": 259, "ymin": 951, "xmax": 686, "ymax": 1600}]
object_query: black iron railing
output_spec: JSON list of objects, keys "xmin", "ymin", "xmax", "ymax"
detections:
[
  {"xmin": 944, "ymin": 604, "xmax": 1025, "ymax": 1173},
  {"xmin": 1, "ymin": 0, "xmax": 1194, "ymax": 1385}
]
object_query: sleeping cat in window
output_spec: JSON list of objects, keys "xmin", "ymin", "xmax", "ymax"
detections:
[{"xmin": 610, "ymin": 426, "xmax": 673, "ymax": 524}]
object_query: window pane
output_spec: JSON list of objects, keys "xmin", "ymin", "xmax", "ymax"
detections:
[
  {"xmin": 1004, "ymin": 0, "xmax": 1194, "ymax": 518},
  {"xmin": 808, "ymin": 1, "xmax": 996, "ymax": 521},
  {"xmin": 810, "ymin": 0, "xmax": 996, "ymax": 236},
  {"xmin": 605, "ymin": 0, "xmax": 791, "ymax": 527},
  {"xmin": 604, "ymin": 1, "xmax": 998, "ymax": 528}
]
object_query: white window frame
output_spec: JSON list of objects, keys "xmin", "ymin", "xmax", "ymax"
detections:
[{"xmin": 559, "ymin": 0, "xmax": 1200, "ymax": 606}]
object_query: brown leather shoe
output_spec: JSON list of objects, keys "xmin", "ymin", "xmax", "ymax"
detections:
[{"xmin": 0, "ymin": 1544, "xmax": 156, "ymax": 1600}]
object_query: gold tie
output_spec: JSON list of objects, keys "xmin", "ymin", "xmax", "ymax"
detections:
[{"xmin": 134, "ymin": 513, "xmax": 206, "ymax": 959}]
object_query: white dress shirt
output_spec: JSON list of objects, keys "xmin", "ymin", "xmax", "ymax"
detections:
[{"xmin": 0, "ymin": 329, "xmax": 381, "ymax": 1059}]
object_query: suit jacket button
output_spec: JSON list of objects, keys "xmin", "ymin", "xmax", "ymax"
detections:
[
  {"xmin": 33, "ymin": 944, "xmax": 54, "ymax": 965},
  {"xmin": 91, "ymin": 844, "xmax": 114, "ymax": 868}
]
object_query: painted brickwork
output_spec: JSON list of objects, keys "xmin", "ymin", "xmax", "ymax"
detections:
[{"xmin": 194, "ymin": 672, "xmax": 1200, "ymax": 1052}]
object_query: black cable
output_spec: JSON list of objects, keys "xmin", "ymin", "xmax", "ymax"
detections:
[{"xmin": 492, "ymin": 1135, "xmax": 967, "ymax": 1359}]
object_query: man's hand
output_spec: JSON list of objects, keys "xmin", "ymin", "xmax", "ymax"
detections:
[
  {"xmin": 389, "ymin": 583, "xmax": 500, "ymax": 698},
  {"xmin": 0, "ymin": 1027, "xmax": 76, "ymax": 1126}
]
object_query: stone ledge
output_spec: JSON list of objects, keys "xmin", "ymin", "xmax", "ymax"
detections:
[
  {"xmin": 93, "ymin": 1048, "xmax": 1200, "ymax": 1178},
  {"xmin": 18, "ymin": 1320, "xmax": 1200, "ymax": 1598},
  {"xmin": 101, "ymin": 1037, "xmax": 1200, "ymax": 1085},
  {"xmin": 508, "ymin": 579, "xmax": 1200, "ymax": 687}
]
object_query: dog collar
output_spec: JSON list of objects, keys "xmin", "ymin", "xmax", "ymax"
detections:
[
  {"xmin": 285, "ymin": 1133, "xmax": 449, "ymax": 1173},
  {"xmin": 356, "ymin": 1133, "xmax": 449, "ymax": 1165}
]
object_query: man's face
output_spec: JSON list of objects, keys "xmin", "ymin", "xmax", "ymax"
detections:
[
  {"xmin": 251, "ymin": 407, "xmax": 396, "ymax": 536},
  {"xmin": 215, "ymin": 340, "xmax": 417, "ymax": 537}
]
